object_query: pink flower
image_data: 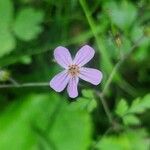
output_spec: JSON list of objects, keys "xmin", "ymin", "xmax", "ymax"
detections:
[{"xmin": 50, "ymin": 45, "xmax": 103, "ymax": 98}]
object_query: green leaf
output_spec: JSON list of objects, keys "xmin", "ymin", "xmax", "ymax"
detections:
[
  {"xmin": 19, "ymin": 55, "xmax": 32, "ymax": 64},
  {"xmin": 0, "ymin": 28, "xmax": 16, "ymax": 58},
  {"xmin": 0, "ymin": 0, "xmax": 16, "ymax": 57},
  {"xmin": 87, "ymin": 99, "xmax": 97, "ymax": 112},
  {"xmin": 76, "ymin": 97, "xmax": 97, "ymax": 113},
  {"xmin": 129, "ymin": 94, "xmax": 150, "ymax": 114},
  {"xmin": 77, "ymin": 89, "xmax": 97, "ymax": 112},
  {"xmin": 131, "ymin": 26, "xmax": 143, "ymax": 41},
  {"xmin": 123, "ymin": 115, "xmax": 141, "ymax": 126},
  {"xmin": 96, "ymin": 130, "xmax": 149, "ymax": 150},
  {"xmin": 13, "ymin": 8, "xmax": 44, "ymax": 41},
  {"xmin": 115, "ymin": 94, "xmax": 150, "ymax": 126},
  {"xmin": 0, "ymin": 0, "xmax": 14, "ymax": 28},
  {"xmin": 131, "ymin": 26, "xmax": 149, "ymax": 61},
  {"xmin": 0, "ymin": 93, "xmax": 92, "ymax": 150},
  {"xmin": 105, "ymin": 1, "xmax": 137, "ymax": 30},
  {"xmin": 82, "ymin": 89, "xmax": 94, "ymax": 98},
  {"xmin": 115, "ymin": 99, "xmax": 129, "ymax": 117},
  {"xmin": 50, "ymin": 98, "xmax": 92, "ymax": 150}
]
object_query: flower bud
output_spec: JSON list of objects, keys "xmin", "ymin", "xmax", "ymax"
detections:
[
  {"xmin": 0, "ymin": 70, "xmax": 10, "ymax": 82},
  {"xmin": 115, "ymin": 33, "xmax": 122, "ymax": 47},
  {"xmin": 144, "ymin": 26, "xmax": 150, "ymax": 37}
]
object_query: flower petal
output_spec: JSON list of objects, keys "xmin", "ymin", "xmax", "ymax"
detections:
[
  {"xmin": 54, "ymin": 46, "xmax": 72, "ymax": 69},
  {"xmin": 67, "ymin": 77, "xmax": 79, "ymax": 98},
  {"xmin": 50, "ymin": 70, "xmax": 70, "ymax": 92},
  {"xmin": 73, "ymin": 45, "xmax": 95, "ymax": 67},
  {"xmin": 79, "ymin": 67, "xmax": 103, "ymax": 85}
]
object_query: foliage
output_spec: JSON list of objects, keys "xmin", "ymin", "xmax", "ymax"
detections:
[
  {"xmin": 13, "ymin": 8, "xmax": 44, "ymax": 41},
  {"xmin": 0, "ymin": 0, "xmax": 150, "ymax": 149},
  {"xmin": 76, "ymin": 89, "xmax": 97, "ymax": 112},
  {"xmin": 0, "ymin": 0, "xmax": 44, "ymax": 58},
  {"xmin": 115, "ymin": 94, "xmax": 150, "ymax": 126},
  {"xmin": 0, "ymin": 93, "xmax": 92, "ymax": 150},
  {"xmin": 104, "ymin": 1, "xmax": 137, "ymax": 30},
  {"xmin": 97, "ymin": 129, "xmax": 149, "ymax": 150}
]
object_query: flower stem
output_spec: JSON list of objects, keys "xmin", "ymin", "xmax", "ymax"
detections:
[
  {"xmin": 79, "ymin": 0, "xmax": 136, "ymax": 96},
  {"xmin": 95, "ymin": 91, "xmax": 114, "ymax": 125},
  {"xmin": 0, "ymin": 82, "xmax": 49, "ymax": 88},
  {"xmin": 8, "ymin": 77, "xmax": 20, "ymax": 86},
  {"xmin": 102, "ymin": 35, "xmax": 145, "ymax": 95},
  {"xmin": 79, "ymin": 0, "xmax": 113, "ymax": 74}
]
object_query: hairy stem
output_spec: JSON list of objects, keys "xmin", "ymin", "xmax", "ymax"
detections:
[{"xmin": 0, "ymin": 82, "xmax": 49, "ymax": 88}]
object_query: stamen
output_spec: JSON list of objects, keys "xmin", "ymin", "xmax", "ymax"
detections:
[{"xmin": 68, "ymin": 65, "xmax": 80, "ymax": 76}]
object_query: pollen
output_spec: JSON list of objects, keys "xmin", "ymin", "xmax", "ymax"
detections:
[{"xmin": 68, "ymin": 64, "xmax": 80, "ymax": 76}]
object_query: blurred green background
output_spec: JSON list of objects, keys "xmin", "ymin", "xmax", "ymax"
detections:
[{"xmin": 0, "ymin": 0, "xmax": 150, "ymax": 149}]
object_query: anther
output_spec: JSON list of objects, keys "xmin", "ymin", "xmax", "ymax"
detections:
[{"xmin": 68, "ymin": 64, "xmax": 80, "ymax": 76}]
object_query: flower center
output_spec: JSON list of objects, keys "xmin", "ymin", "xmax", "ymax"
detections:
[{"xmin": 68, "ymin": 65, "xmax": 80, "ymax": 76}]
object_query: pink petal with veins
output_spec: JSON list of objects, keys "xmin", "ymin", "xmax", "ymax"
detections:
[
  {"xmin": 50, "ymin": 70, "xmax": 70, "ymax": 92},
  {"xmin": 79, "ymin": 67, "xmax": 103, "ymax": 85},
  {"xmin": 73, "ymin": 45, "xmax": 95, "ymax": 67},
  {"xmin": 54, "ymin": 46, "xmax": 72, "ymax": 69},
  {"xmin": 67, "ymin": 77, "xmax": 79, "ymax": 98}
]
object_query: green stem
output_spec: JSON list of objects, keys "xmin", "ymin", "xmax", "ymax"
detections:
[
  {"xmin": 79, "ymin": 0, "xmax": 141, "ymax": 96},
  {"xmin": 0, "ymin": 82, "xmax": 49, "ymax": 88},
  {"xmin": 95, "ymin": 91, "xmax": 114, "ymax": 125},
  {"xmin": 79, "ymin": 0, "xmax": 113, "ymax": 73},
  {"xmin": 102, "ymin": 35, "xmax": 145, "ymax": 95}
]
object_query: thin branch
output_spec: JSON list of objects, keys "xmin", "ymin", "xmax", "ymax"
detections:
[
  {"xmin": 102, "ymin": 63, "xmax": 120, "ymax": 95},
  {"xmin": 8, "ymin": 77, "xmax": 20, "ymax": 86},
  {"xmin": 91, "ymin": 127, "xmax": 113, "ymax": 150},
  {"xmin": 0, "ymin": 82, "xmax": 49, "ymax": 89},
  {"xmin": 102, "ymin": 35, "xmax": 145, "ymax": 95},
  {"xmin": 79, "ymin": 0, "xmax": 114, "ymax": 73},
  {"xmin": 79, "ymin": 0, "xmax": 137, "ymax": 96},
  {"xmin": 95, "ymin": 91, "xmax": 114, "ymax": 125}
]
